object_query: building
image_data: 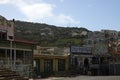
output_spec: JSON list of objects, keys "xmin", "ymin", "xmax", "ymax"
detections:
[
  {"xmin": 0, "ymin": 16, "xmax": 36, "ymax": 78},
  {"xmin": 33, "ymin": 46, "xmax": 70, "ymax": 78},
  {"xmin": 118, "ymin": 31, "xmax": 120, "ymax": 38},
  {"xmin": 108, "ymin": 39, "xmax": 120, "ymax": 75},
  {"xmin": 85, "ymin": 31, "xmax": 105, "ymax": 45},
  {"xmin": 85, "ymin": 31, "xmax": 110, "ymax": 62},
  {"xmin": 74, "ymin": 30, "xmax": 111, "ymax": 75},
  {"xmin": 101, "ymin": 29, "xmax": 118, "ymax": 41},
  {"xmin": 0, "ymin": 15, "xmax": 14, "ymax": 41},
  {"xmin": 70, "ymin": 46, "xmax": 92, "ymax": 75}
]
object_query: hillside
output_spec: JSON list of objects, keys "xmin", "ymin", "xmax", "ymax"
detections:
[{"xmin": 14, "ymin": 21, "xmax": 89, "ymax": 47}]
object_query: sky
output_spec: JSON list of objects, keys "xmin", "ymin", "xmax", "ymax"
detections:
[{"xmin": 0, "ymin": 0, "xmax": 120, "ymax": 31}]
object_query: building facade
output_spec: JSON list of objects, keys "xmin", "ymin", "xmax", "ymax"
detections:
[
  {"xmin": 70, "ymin": 30, "xmax": 115, "ymax": 75},
  {"xmin": 0, "ymin": 16, "xmax": 14, "ymax": 41},
  {"xmin": 0, "ymin": 16, "xmax": 36, "ymax": 78},
  {"xmin": 70, "ymin": 46, "xmax": 92, "ymax": 75},
  {"xmin": 33, "ymin": 46, "xmax": 70, "ymax": 78}
]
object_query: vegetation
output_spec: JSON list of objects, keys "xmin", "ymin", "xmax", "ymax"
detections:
[{"xmin": 14, "ymin": 21, "xmax": 89, "ymax": 47}]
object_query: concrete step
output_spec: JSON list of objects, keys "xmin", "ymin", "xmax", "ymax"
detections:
[{"xmin": 0, "ymin": 68, "xmax": 29, "ymax": 80}]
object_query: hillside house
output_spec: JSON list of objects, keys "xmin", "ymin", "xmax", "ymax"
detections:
[{"xmin": 101, "ymin": 29, "xmax": 118, "ymax": 41}]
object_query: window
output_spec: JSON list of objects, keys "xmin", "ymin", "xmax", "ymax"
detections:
[
  {"xmin": 0, "ymin": 49, "xmax": 5, "ymax": 57},
  {"xmin": 58, "ymin": 59, "xmax": 65, "ymax": 71},
  {"xmin": 88, "ymin": 40, "xmax": 91, "ymax": 44},
  {"xmin": 44, "ymin": 59, "xmax": 53, "ymax": 72},
  {"xmin": 92, "ymin": 57, "xmax": 99, "ymax": 64},
  {"xmin": 8, "ymin": 36, "xmax": 13, "ymax": 40},
  {"xmin": 0, "ymin": 32, "xmax": 7, "ymax": 40}
]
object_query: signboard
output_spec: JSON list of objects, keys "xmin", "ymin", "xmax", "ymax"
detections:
[{"xmin": 70, "ymin": 46, "xmax": 92, "ymax": 54}]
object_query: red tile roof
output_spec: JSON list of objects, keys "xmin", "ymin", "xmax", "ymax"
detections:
[{"xmin": 14, "ymin": 39, "xmax": 37, "ymax": 44}]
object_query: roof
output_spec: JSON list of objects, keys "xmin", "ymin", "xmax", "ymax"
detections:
[{"xmin": 14, "ymin": 39, "xmax": 37, "ymax": 44}]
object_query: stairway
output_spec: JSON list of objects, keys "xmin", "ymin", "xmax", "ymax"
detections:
[{"xmin": 0, "ymin": 68, "xmax": 29, "ymax": 80}]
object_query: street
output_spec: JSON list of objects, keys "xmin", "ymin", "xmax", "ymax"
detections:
[{"xmin": 39, "ymin": 76, "xmax": 120, "ymax": 80}]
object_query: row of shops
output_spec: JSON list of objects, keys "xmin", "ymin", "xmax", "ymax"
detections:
[
  {"xmin": 33, "ymin": 44, "xmax": 120, "ymax": 78},
  {"xmin": 33, "ymin": 54, "xmax": 70, "ymax": 78},
  {"xmin": 0, "ymin": 42, "xmax": 120, "ymax": 78},
  {"xmin": 70, "ymin": 45, "xmax": 120, "ymax": 76},
  {"xmin": 0, "ymin": 41, "xmax": 70, "ymax": 78}
]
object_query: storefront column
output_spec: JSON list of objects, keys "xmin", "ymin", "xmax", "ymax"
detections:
[
  {"xmin": 40, "ymin": 59, "xmax": 44, "ymax": 72},
  {"xmin": 53, "ymin": 59, "xmax": 58, "ymax": 72},
  {"xmin": 13, "ymin": 48, "xmax": 16, "ymax": 69},
  {"xmin": 5, "ymin": 49, "xmax": 7, "ymax": 60},
  {"xmin": 23, "ymin": 51, "xmax": 25, "ymax": 64},
  {"xmin": 10, "ymin": 41, "xmax": 13, "ymax": 68},
  {"xmin": 65, "ymin": 58, "xmax": 69, "ymax": 71}
]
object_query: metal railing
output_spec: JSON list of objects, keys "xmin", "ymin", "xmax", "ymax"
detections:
[{"xmin": 0, "ymin": 58, "xmax": 31, "ymax": 77}]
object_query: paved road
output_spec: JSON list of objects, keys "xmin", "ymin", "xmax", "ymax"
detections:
[{"xmin": 39, "ymin": 76, "xmax": 120, "ymax": 80}]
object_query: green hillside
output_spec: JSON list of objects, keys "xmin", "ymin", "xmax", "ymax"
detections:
[{"xmin": 14, "ymin": 21, "xmax": 89, "ymax": 47}]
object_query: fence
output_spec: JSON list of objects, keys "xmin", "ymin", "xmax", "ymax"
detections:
[
  {"xmin": 0, "ymin": 58, "xmax": 32, "ymax": 77},
  {"xmin": 109, "ymin": 63, "xmax": 120, "ymax": 75}
]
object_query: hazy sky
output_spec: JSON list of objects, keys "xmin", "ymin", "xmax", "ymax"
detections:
[{"xmin": 0, "ymin": 0, "xmax": 120, "ymax": 31}]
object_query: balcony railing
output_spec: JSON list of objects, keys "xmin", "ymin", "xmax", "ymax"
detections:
[
  {"xmin": 89, "ymin": 64, "xmax": 99, "ymax": 69},
  {"xmin": 0, "ymin": 58, "xmax": 31, "ymax": 77}
]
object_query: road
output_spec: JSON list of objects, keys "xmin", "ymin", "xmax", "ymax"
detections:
[{"xmin": 39, "ymin": 76, "xmax": 120, "ymax": 80}]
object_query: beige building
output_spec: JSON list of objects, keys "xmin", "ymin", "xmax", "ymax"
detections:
[{"xmin": 33, "ymin": 46, "xmax": 70, "ymax": 77}]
